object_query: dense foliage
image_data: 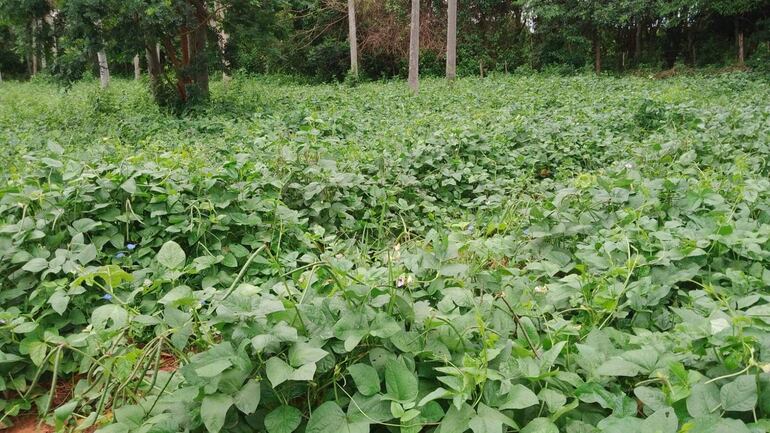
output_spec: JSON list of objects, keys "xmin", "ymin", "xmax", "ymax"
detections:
[
  {"xmin": 2, "ymin": 73, "xmax": 770, "ymax": 432},
  {"xmin": 0, "ymin": 0, "xmax": 769, "ymax": 86}
]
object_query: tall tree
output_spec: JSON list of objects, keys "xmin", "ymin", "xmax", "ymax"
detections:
[
  {"xmin": 446, "ymin": 0, "xmax": 456, "ymax": 80},
  {"xmin": 133, "ymin": 54, "xmax": 140, "ymax": 79},
  {"xmin": 407, "ymin": 0, "xmax": 419, "ymax": 92},
  {"xmin": 347, "ymin": 0, "xmax": 358, "ymax": 76},
  {"xmin": 211, "ymin": 0, "xmax": 230, "ymax": 82},
  {"xmin": 96, "ymin": 46, "xmax": 109, "ymax": 87},
  {"xmin": 708, "ymin": 0, "xmax": 765, "ymax": 66}
]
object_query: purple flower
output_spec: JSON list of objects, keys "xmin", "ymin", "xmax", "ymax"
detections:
[
  {"xmin": 116, "ymin": 252, "xmax": 125, "ymax": 259},
  {"xmin": 102, "ymin": 294, "xmax": 113, "ymax": 301},
  {"xmin": 126, "ymin": 243, "xmax": 137, "ymax": 251}
]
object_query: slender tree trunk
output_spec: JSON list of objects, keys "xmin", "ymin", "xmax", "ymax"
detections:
[
  {"xmin": 133, "ymin": 55, "xmax": 141, "ymax": 80},
  {"xmin": 145, "ymin": 43, "xmax": 162, "ymax": 96},
  {"xmin": 407, "ymin": 0, "xmax": 420, "ymax": 93},
  {"xmin": 593, "ymin": 31, "xmax": 601, "ymax": 74},
  {"xmin": 446, "ymin": 0, "xmax": 457, "ymax": 80},
  {"xmin": 212, "ymin": 1, "xmax": 231, "ymax": 82},
  {"xmin": 97, "ymin": 48, "xmax": 110, "ymax": 88},
  {"xmin": 31, "ymin": 20, "xmax": 37, "ymax": 76},
  {"xmin": 634, "ymin": 19, "xmax": 642, "ymax": 64},
  {"xmin": 191, "ymin": 2, "xmax": 209, "ymax": 98},
  {"xmin": 0, "ymin": 71, "xmax": 3, "ymax": 83},
  {"xmin": 347, "ymin": 0, "xmax": 358, "ymax": 76}
]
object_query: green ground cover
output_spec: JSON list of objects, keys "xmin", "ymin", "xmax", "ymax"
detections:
[{"xmin": 2, "ymin": 73, "xmax": 770, "ymax": 433}]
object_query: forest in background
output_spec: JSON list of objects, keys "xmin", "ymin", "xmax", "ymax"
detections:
[{"xmin": 1, "ymin": 0, "xmax": 769, "ymax": 90}]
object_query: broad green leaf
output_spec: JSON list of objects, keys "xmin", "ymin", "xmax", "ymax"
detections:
[
  {"xmin": 687, "ymin": 383, "xmax": 720, "ymax": 417},
  {"xmin": 685, "ymin": 415, "xmax": 751, "ymax": 433},
  {"xmin": 521, "ymin": 417, "xmax": 558, "ymax": 433},
  {"xmin": 469, "ymin": 403, "xmax": 517, "ymax": 433},
  {"xmin": 266, "ymin": 357, "xmax": 293, "ymax": 388},
  {"xmin": 385, "ymin": 358, "xmax": 418, "ymax": 402},
  {"xmin": 499, "ymin": 384, "xmax": 539, "ymax": 410},
  {"xmin": 234, "ymin": 379, "xmax": 261, "ymax": 414},
  {"xmin": 720, "ymin": 375, "xmax": 757, "ymax": 412},
  {"xmin": 437, "ymin": 403, "xmax": 475, "ymax": 433},
  {"xmin": 596, "ymin": 358, "xmax": 641, "ymax": 377},
  {"xmin": 48, "ymin": 291, "xmax": 70, "ymax": 315},
  {"xmin": 201, "ymin": 394, "xmax": 233, "ymax": 433},
  {"xmin": 157, "ymin": 241, "xmax": 186, "ymax": 269},
  {"xmin": 91, "ymin": 305, "xmax": 128, "ymax": 331},
  {"xmin": 77, "ymin": 244, "xmax": 98, "ymax": 265},
  {"xmin": 348, "ymin": 363, "xmax": 380, "ymax": 396},
  {"xmin": 195, "ymin": 359, "xmax": 232, "ymax": 378},
  {"xmin": 265, "ymin": 405, "xmax": 302, "ymax": 433},
  {"xmin": 288, "ymin": 342, "xmax": 328, "ymax": 367},
  {"xmin": 22, "ymin": 258, "xmax": 48, "ymax": 273},
  {"xmin": 306, "ymin": 401, "xmax": 368, "ymax": 433},
  {"xmin": 640, "ymin": 407, "xmax": 677, "ymax": 433}
]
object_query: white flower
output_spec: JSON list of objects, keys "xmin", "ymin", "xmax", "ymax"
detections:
[
  {"xmin": 624, "ymin": 162, "xmax": 634, "ymax": 169},
  {"xmin": 534, "ymin": 285, "xmax": 548, "ymax": 294}
]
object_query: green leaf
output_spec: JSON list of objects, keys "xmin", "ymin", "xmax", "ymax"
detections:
[
  {"xmin": 640, "ymin": 407, "xmax": 677, "ymax": 433},
  {"xmin": 385, "ymin": 358, "xmax": 418, "ymax": 402},
  {"xmin": 22, "ymin": 258, "xmax": 48, "ymax": 273},
  {"xmin": 306, "ymin": 401, "xmax": 368, "ymax": 433},
  {"xmin": 49, "ymin": 291, "xmax": 70, "ymax": 315},
  {"xmin": 234, "ymin": 379, "xmax": 261, "ymax": 414},
  {"xmin": 201, "ymin": 394, "xmax": 233, "ymax": 433},
  {"xmin": 266, "ymin": 357, "xmax": 316, "ymax": 387},
  {"xmin": 27, "ymin": 341, "xmax": 47, "ymax": 366},
  {"xmin": 196, "ymin": 359, "xmax": 232, "ymax": 378},
  {"xmin": 157, "ymin": 241, "xmax": 186, "ymax": 269},
  {"xmin": 265, "ymin": 405, "xmax": 302, "ymax": 433},
  {"xmin": 266, "ymin": 357, "xmax": 293, "ymax": 387},
  {"xmin": 439, "ymin": 263, "xmax": 468, "ymax": 277},
  {"xmin": 720, "ymin": 375, "xmax": 757, "ymax": 412},
  {"xmin": 91, "ymin": 305, "xmax": 128, "ymax": 331},
  {"xmin": 288, "ymin": 342, "xmax": 328, "ymax": 367},
  {"xmin": 348, "ymin": 363, "xmax": 380, "ymax": 396},
  {"xmin": 596, "ymin": 358, "xmax": 641, "ymax": 377},
  {"xmin": 437, "ymin": 403, "xmax": 475, "ymax": 433},
  {"xmin": 521, "ymin": 418, "xmax": 558, "ymax": 433},
  {"xmin": 121, "ymin": 177, "xmax": 137, "ymax": 194},
  {"xmin": 687, "ymin": 383, "xmax": 720, "ymax": 417},
  {"xmin": 469, "ymin": 403, "xmax": 517, "ymax": 433},
  {"xmin": 77, "ymin": 244, "xmax": 98, "ymax": 265},
  {"xmin": 499, "ymin": 384, "xmax": 539, "ymax": 410}
]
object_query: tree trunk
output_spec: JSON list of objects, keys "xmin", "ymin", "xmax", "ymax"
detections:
[
  {"xmin": 446, "ymin": 0, "xmax": 457, "ymax": 80},
  {"xmin": 407, "ymin": 0, "xmax": 420, "ymax": 92},
  {"xmin": 133, "ymin": 55, "xmax": 141, "ymax": 80},
  {"xmin": 734, "ymin": 17, "xmax": 745, "ymax": 66},
  {"xmin": 212, "ymin": 1, "xmax": 231, "ymax": 82},
  {"xmin": 145, "ymin": 43, "xmax": 162, "ymax": 96},
  {"xmin": 634, "ymin": 19, "xmax": 641, "ymax": 64},
  {"xmin": 97, "ymin": 48, "xmax": 110, "ymax": 88},
  {"xmin": 39, "ymin": 18, "xmax": 46, "ymax": 70},
  {"xmin": 593, "ymin": 31, "xmax": 601, "ymax": 74},
  {"xmin": 191, "ymin": 0, "xmax": 210, "ymax": 99},
  {"xmin": 347, "ymin": 0, "xmax": 358, "ymax": 76},
  {"xmin": 31, "ymin": 20, "xmax": 37, "ymax": 76}
]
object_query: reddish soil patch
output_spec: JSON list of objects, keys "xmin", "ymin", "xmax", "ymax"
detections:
[
  {"xmin": 159, "ymin": 352, "xmax": 179, "ymax": 372},
  {"xmin": 2, "ymin": 415, "xmax": 54, "ymax": 433}
]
